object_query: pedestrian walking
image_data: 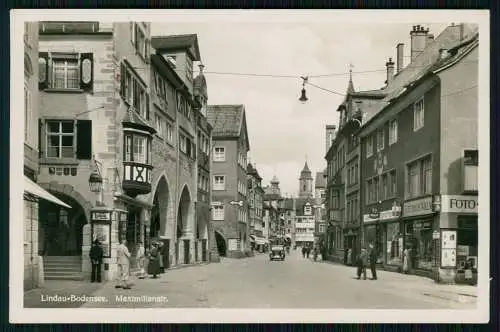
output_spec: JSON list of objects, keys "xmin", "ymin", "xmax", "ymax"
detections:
[
  {"xmin": 136, "ymin": 241, "xmax": 146, "ymax": 279},
  {"xmin": 147, "ymin": 242, "xmax": 161, "ymax": 278},
  {"xmin": 89, "ymin": 239, "xmax": 103, "ymax": 283},
  {"xmin": 302, "ymin": 246, "xmax": 306, "ymax": 258},
  {"xmin": 368, "ymin": 243, "xmax": 378, "ymax": 280},
  {"xmin": 158, "ymin": 242, "xmax": 165, "ymax": 273},
  {"xmin": 306, "ymin": 246, "xmax": 311, "ymax": 259},
  {"xmin": 115, "ymin": 239, "xmax": 131, "ymax": 289},
  {"xmin": 402, "ymin": 246, "xmax": 412, "ymax": 274},
  {"xmin": 356, "ymin": 247, "xmax": 368, "ymax": 280}
]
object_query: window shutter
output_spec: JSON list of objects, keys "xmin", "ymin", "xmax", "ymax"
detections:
[
  {"xmin": 38, "ymin": 52, "xmax": 49, "ymax": 90},
  {"xmin": 38, "ymin": 119, "xmax": 43, "ymax": 158},
  {"xmin": 134, "ymin": 24, "xmax": 139, "ymax": 52},
  {"xmin": 76, "ymin": 120, "xmax": 92, "ymax": 160},
  {"xmin": 120, "ymin": 62, "xmax": 125, "ymax": 99},
  {"xmin": 146, "ymin": 93, "xmax": 150, "ymax": 120},
  {"xmin": 80, "ymin": 53, "xmax": 94, "ymax": 91}
]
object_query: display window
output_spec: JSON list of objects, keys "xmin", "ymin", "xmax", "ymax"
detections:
[
  {"xmin": 386, "ymin": 222, "xmax": 402, "ymax": 265},
  {"xmin": 456, "ymin": 216, "xmax": 478, "ymax": 272},
  {"xmin": 405, "ymin": 219, "xmax": 434, "ymax": 270},
  {"xmin": 364, "ymin": 224, "xmax": 383, "ymax": 263}
]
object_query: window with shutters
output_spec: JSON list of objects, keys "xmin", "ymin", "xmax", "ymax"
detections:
[
  {"xmin": 38, "ymin": 52, "xmax": 93, "ymax": 91},
  {"xmin": 131, "ymin": 22, "xmax": 149, "ymax": 62},
  {"xmin": 42, "ymin": 119, "xmax": 92, "ymax": 160},
  {"xmin": 463, "ymin": 150, "xmax": 478, "ymax": 192},
  {"xmin": 120, "ymin": 61, "xmax": 150, "ymax": 120}
]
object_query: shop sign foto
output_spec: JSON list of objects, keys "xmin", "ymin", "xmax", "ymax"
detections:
[
  {"xmin": 440, "ymin": 195, "xmax": 478, "ymax": 214},
  {"xmin": 403, "ymin": 196, "xmax": 433, "ymax": 217}
]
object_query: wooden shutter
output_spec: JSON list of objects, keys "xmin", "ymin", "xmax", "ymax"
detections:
[
  {"xmin": 146, "ymin": 93, "xmax": 150, "ymax": 120},
  {"xmin": 76, "ymin": 120, "xmax": 92, "ymax": 160},
  {"xmin": 80, "ymin": 53, "xmax": 94, "ymax": 91},
  {"xmin": 38, "ymin": 119, "xmax": 43, "ymax": 158},
  {"xmin": 38, "ymin": 52, "xmax": 49, "ymax": 90},
  {"xmin": 120, "ymin": 62, "xmax": 126, "ymax": 99}
]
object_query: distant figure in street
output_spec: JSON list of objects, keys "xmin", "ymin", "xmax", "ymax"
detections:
[
  {"xmin": 402, "ymin": 245, "xmax": 412, "ymax": 274},
  {"xmin": 116, "ymin": 239, "xmax": 131, "ymax": 289},
  {"xmin": 89, "ymin": 239, "xmax": 103, "ymax": 283},
  {"xmin": 368, "ymin": 243, "xmax": 378, "ymax": 280},
  {"xmin": 302, "ymin": 246, "xmax": 306, "ymax": 258},
  {"xmin": 148, "ymin": 242, "xmax": 161, "ymax": 278},
  {"xmin": 306, "ymin": 245, "xmax": 311, "ymax": 259},
  {"xmin": 356, "ymin": 247, "xmax": 368, "ymax": 280},
  {"xmin": 136, "ymin": 241, "xmax": 146, "ymax": 279},
  {"xmin": 158, "ymin": 242, "xmax": 165, "ymax": 274}
]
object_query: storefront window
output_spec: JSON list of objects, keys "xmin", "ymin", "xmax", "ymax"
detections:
[
  {"xmin": 386, "ymin": 222, "xmax": 402, "ymax": 265},
  {"xmin": 457, "ymin": 216, "xmax": 478, "ymax": 271},
  {"xmin": 364, "ymin": 224, "xmax": 383, "ymax": 262},
  {"xmin": 406, "ymin": 220, "xmax": 433, "ymax": 270}
]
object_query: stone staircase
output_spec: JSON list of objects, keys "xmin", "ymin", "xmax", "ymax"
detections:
[{"xmin": 43, "ymin": 256, "xmax": 84, "ymax": 281}]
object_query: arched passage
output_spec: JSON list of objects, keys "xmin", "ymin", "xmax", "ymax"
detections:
[
  {"xmin": 177, "ymin": 185, "xmax": 191, "ymax": 238},
  {"xmin": 215, "ymin": 231, "xmax": 227, "ymax": 257},
  {"xmin": 150, "ymin": 176, "xmax": 170, "ymax": 240},
  {"xmin": 38, "ymin": 192, "xmax": 87, "ymax": 256}
]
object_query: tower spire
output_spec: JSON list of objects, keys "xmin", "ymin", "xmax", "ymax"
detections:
[{"xmin": 347, "ymin": 63, "xmax": 355, "ymax": 94}]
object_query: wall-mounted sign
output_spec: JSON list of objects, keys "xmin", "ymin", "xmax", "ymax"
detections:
[
  {"xmin": 441, "ymin": 230, "xmax": 457, "ymax": 249},
  {"xmin": 403, "ymin": 196, "xmax": 433, "ymax": 217},
  {"xmin": 441, "ymin": 229, "xmax": 457, "ymax": 268},
  {"xmin": 91, "ymin": 222, "xmax": 111, "ymax": 258},
  {"xmin": 211, "ymin": 201, "xmax": 223, "ymax": 206},
  {"xmin": 441, "ymin": 248, "xmax": 456, "ymax": 267},
  {"xmin": 91, "ymin": 211, "xmax": 111, "ymax": 222},
  {"xmin": 440, "ymin": 195, "xmax": 478, "ymax": 214}
]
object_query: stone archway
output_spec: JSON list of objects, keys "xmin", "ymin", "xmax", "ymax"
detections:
[
  {"xmin": 150, "ymin": 176, "xmax": 170, "ymax": 239},
  {"xmin": 177, "ymin": 185, "xmax": 191, "ymax": 238},
  {"xmin": 38, "ymin": 191, "xmax": 88, "ymax": 256},
  {"xmin": 215, "ymin": 230, "xmax": 227, "ymax": 257}
]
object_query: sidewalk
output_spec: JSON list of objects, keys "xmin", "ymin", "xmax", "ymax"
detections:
[{"xmin": 315, "ymin": 257, "xmax": 477, "ymax": 304}]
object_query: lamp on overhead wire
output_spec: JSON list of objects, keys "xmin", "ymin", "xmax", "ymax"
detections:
[{"xmin": 299, "ymin": 76, "xmax": 308, "ymax": 103}]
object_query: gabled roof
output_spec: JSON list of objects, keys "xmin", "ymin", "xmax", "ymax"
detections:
[
  {"xmin": 315, "ymin": 172, "xmax": 326, "ymax": 188},
  {"xmin": 151, "ymin": 34, "xmax": 201, "ymax": 61},
  {"xmin": 207, "ymin": 105, "xmax": 250, "ymax": 150}
]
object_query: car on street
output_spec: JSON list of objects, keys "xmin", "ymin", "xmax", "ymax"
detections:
[{"xmin": 269, "ymin": 245, "xmax": 286, "ymax": 261}]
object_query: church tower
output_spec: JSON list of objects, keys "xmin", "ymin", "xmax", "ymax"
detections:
[
  {"xmin": 270, "ymin": 175, "xmax": 281, "ymax": 196},
  {"xmin": 299, "ymin": 161, "xmax": 313, "ymax": 198}
]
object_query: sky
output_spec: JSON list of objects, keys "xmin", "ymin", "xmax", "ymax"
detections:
[{"xmin": 152, "ymin": 19, "xmax": 449, "ymax": 197}]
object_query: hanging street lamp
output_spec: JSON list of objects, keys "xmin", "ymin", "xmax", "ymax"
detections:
[{"xmin": 299, "ymin": 76, "xmax": 308, "ymax": 103}]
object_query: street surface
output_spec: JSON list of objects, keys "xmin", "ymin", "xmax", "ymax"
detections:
[{"xmin": 73, "ymin": 249, "xmax": 477, "ymax": 309}]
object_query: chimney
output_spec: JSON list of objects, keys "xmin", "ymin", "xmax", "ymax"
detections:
[
  {"xmin": 396, "ymin": 43, "xmax": 404, "ymax": 73},
  {"xmin": 426, "ymin": 34, "xmax": 435, "ymax": 46},
  {"xmin": 385, "ymin": 57, "xmax": 395, "ymax": 86},
  {"xmin": 410, "ymin": 24, "xmax": 430, "ymax": 61},
  {"xmin": 325, "ymin": 125, "xmax": 337, "ymax": 153}
]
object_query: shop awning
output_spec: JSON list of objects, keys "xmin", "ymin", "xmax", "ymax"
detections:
[{"xmin": 24, "ymin": 177, "xmax": 71, "ymax": 208}]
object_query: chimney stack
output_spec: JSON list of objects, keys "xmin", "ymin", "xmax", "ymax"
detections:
[
  {"xmin": 410, "ymin": 24, "xmax": 430, "ymax": 62},
  {"xmin": 396, "ymin": 43, "xmax": 404, "ymax": 73},
  {"xmin": 385, "ymin": 57, "xmax": 395, "ymax": 86},
  {"xmin": 325, "ymin": 125, "xmax": 337, "ymax": 153},
  {"xmin": 426, "ymin": 34, "xmax": 435, "ymax": 46}
]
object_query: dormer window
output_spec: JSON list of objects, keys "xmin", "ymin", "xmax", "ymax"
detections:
[{"xmin": 166, "ymin": 55, "xmax": 177, "ymax": 68}]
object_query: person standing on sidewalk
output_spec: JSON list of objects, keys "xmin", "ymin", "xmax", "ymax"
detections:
[
  {"xmin": 136, "ymin": 241, "xmax": 146, "ymax": 279},
  {"xmin": 147, "ymin": 242, "xmax": 161, "ymax": 278},
  {"xmin": 368, "ymin": 243, "xmax": 378, "ymax": 280},
  {"xmin": 89, "ymin": 239, "xmax": 103, "ymax": 283},
  {"xmin": 356, "ymin": 246, "xmax": 368, "ymax": 280},
  {"xmin": 115, "ymin": 239, "xmax": 131, "ymax": 289}
]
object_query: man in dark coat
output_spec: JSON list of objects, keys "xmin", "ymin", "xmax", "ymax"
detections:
[
  {"xmin": 368, "ymin": 243, "xmax": 378, "ymax": 280},
  {"xmin": 90, "ymin": 239, "xmax": 104, "ymax": 283}
]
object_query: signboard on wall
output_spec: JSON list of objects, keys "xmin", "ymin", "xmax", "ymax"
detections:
[
  {"xmin": 441, "ymin": 230, "xmax": 457, "ymax": 268},
  {"xmin": 440, "ymin": 195, "xmax": 478, "ymax": 214},
  {"xmin": 228, "ymin": 239, "xmax": 238, "ymax": 251},
  {"xmin": 91, "ymin": 223, "xmax": 111, "ymax": 258},
  {"xmin": 403, "ymin": 197, "xmax": 433, "ymax": 217}
]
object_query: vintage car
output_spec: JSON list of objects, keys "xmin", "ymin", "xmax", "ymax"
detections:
[{"xmin": 269, "ymin": 245, "xmax": 286, "ymax": 261}]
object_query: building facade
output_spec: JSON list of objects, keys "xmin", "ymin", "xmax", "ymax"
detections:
[
  {"xmin": 247, "ymin": 163, "xmax": 266, "ymax": 250},
  {"xmin": 324, "ymin": 71, "xmax": 386, "ymax": 265},
  {"xmin": 293, "ymin": 198, "xmax": 316, "ymax": 247},
  {"xmin": 35, "ymin": 22, "xmax": 214, "ymax": 283},
  {"xmin": 207, "ymin": 105, "xmax": 250, "ymax": 258},
  {"xmin": 314, "ymin": 171, "xmax": 327, "ymax": 245},
  {"xmin": 359, "ymin": 24, "xmax": 479, "ymax": 284}
]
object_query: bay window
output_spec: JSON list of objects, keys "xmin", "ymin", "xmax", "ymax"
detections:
[{"xmin": 124, "ymin": 133, "xmax": 151, "ymax": 165}]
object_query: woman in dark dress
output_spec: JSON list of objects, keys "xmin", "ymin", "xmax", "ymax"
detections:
[{"xmin": 147, "ymin": 242, "xmax": 161, "ymax": 278}]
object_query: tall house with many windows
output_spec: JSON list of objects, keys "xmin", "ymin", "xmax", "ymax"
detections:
[
  {"xmin": 247, "ymin": 163, "xmax": 266, "ymax": 250},
  {"xmin": 324, "ymin": 69, "xmax": 386, "ymax": 265},
  {"xmin": 207, "ymin": 105, "xmax": 250, "ymax": 258},
  {"xmin": 359, "ymin": 24, "xmax": 478, "ymax": 284}
]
